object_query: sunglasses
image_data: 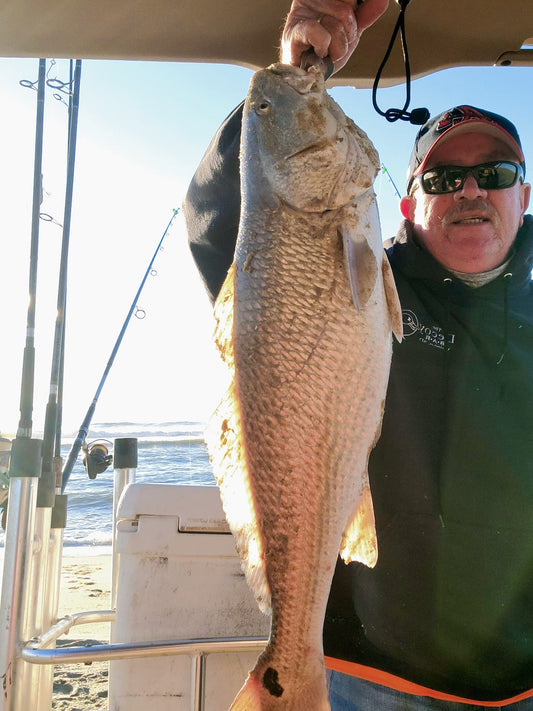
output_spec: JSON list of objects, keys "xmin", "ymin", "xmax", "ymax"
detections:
[{"xmin": 415, "ymin": 161, "xmax": 524, "ymax": 195}]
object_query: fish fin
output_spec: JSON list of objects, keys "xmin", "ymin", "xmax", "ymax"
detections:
[
  {"xmin": 228, "ymin": 674, "xmax": 263, "ymax": 711},
  {"xmin": 339, "ymin": 481, "xmax": 378, "ymax": 568},
  {"xmin": 340, "ymin": 225, "xmax": 378, "ymax": 310},
  {"xmin": 213, "ymin": 263, "xmax": 236, "ymax": 365},
  {"xmin": 207, "ymin": 265, "xmax": 271, "ymax": 614},
  {"xmin": 382, "ymin": 252, "xmax": 403, "ymax": 342}
]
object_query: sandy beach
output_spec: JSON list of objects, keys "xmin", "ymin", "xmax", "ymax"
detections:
[{"xmin": 52, "ymin": 551, "xmax": 112, "ymax": 711}]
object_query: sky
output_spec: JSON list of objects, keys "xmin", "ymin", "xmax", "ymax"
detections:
[{"xmin": 1, "ymin": 56, "xmax": 533, "ymax": 436}]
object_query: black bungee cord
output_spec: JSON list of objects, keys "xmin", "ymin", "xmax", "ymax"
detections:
[{"xmin": 371, "ymin": 0, "xmax": 430, "ymax": 126}]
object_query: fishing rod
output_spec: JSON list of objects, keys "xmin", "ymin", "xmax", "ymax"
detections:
[
  {"xmin": 15, "ymin": 59, "xmax": 46, "ymax": 439},
  {"xmin": 0, "ymin": 61, "xmax": 50, "ymax": 710},
  {"xmin": 381, "ymin": 163, "xmax": 402, "ymax": 199},
  {"xmin": 55, "ymin": 59, "xmax": 77, "ymax": 466},
  {"xmin": 41, "ymin": 59, "xmax": 82, "ymax": 508},
  {"xmin": 61, "ymin": 207, "xmax": 180, "ymax": 490}
]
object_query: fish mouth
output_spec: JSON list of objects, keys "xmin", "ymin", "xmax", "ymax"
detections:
[
  {"xmin": 285, "ymin": 139, "xmax": 332, "ymax": 160},
  {"xmin": 268, "ymin": 62, "xmax": 324, "ymax": 95}
]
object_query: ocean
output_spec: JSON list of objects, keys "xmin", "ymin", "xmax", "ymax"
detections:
[{"xmin": 0, "ymin": 422, "xmax": 216, "ymax": 549}]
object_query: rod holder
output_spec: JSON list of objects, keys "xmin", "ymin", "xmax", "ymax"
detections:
[
  {"xmin": 9, "ymin": 438, "xmax": 42, "ymax": 479},
  {"xmin": 113, "ymin": 438, "xmax": 138, "ymax": 469}
]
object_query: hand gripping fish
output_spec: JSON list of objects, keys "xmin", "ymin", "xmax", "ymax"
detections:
[{"xmin": 205, "ymin": 63, "xmax": 403, "ymax": 711}]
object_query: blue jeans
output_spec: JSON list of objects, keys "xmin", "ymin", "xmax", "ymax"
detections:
[{"xmin": 329, "ymin": 672, "xmax": 533, "ymax": 711}]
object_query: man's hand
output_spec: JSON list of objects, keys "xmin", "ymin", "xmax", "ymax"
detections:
[{"xmin": 280, "ymin": 0, "xmax": 389, "ymax": 74}]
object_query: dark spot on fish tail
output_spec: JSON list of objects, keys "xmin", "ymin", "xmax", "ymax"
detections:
[{"xmin": 263, "ymin": 667, "xmax": 284, "ymax": 697}]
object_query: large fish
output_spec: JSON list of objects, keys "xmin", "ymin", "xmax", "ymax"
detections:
[{"xmin": 205, "ymin": 63, "xmax": 403, "ymax": 710}]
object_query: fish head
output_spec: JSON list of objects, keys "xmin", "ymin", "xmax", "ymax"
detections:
[{"xmin": 242, "ymin": 63, "xmax": 380, "ymax": 212}]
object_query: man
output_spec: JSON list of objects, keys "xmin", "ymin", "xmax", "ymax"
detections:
[
  {"xmin": 183, "ymin": 2, "xmax": 533, "ymax": 708},
  {"xmin": 323, "ymin": 106, "xmax": 533, "ymax": 711}
]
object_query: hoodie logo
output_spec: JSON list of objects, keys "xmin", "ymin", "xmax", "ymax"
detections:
[{"xmin": 402, "ymin": 310, "xmax": 456, "ymax": 350}]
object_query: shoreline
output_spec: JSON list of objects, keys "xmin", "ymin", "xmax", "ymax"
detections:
[
  {"xmin": 0, "ymin": 543, "xmax": 112, "ymax": 564},
  {"xmin": 61, "ymin": 545, "xmax": 112, "ymax": 558}
]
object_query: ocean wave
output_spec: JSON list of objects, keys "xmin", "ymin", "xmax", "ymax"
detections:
[
  {"xmin": 61, "ymin": 422, "xmax": 207, "ymax": 446},
  {"xmin": 62, "ymin": 532, "xmax": 113, "ymax": 547},
  {"xmin": 0, "ymin": 532, "xmax": 114, "ymax": 549}
]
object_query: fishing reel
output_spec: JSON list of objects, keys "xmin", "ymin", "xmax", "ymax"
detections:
[{"xmin": 82, "ymin": 440, "xmax": 113, "ymax": 479}]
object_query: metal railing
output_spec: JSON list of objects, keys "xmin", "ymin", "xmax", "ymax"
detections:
[
  {"xmin": 23, "ymin": 611, "xmax": 266, "ymax": 664},
  {"xmin": 22, "ymin": 609, "xmax": 267, "ymax": 711}
]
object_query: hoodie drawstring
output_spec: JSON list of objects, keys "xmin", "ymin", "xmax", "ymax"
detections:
[
  {"xmin": 438, "ymin": 277, "xmax": 454, "ymax": 529},
  {"xmin": 496, "ymin": 272, "xmax": 512, "ymax": 366}
]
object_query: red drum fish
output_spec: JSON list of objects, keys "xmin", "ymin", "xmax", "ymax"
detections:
[{"xmin": 206, "ymin": 62, "xmax": 402, "ymax": 710}]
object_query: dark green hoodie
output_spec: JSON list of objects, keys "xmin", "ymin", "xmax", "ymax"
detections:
[{"xmin": 324, "ymin": 216, "xmax": 533, "ymax": 702}]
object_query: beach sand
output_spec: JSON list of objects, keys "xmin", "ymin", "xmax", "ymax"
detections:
[{"xmin": 52, "ymin": 552, "xmax": 112, "ymax": 711}]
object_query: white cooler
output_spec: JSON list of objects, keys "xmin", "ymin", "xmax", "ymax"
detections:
[{"xmin": 108, "ymin": 483, "xmax": 269, "ymax": 711}]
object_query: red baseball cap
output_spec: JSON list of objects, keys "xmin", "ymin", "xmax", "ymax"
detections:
[{"xmin": 407, "ymin": 105, "xmax": 525, "ymax": 192}]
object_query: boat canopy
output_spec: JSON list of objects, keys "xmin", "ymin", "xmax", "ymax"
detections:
[{"xmin": 0, "ymin": 1, "xmax": 532, "ymax": 87}]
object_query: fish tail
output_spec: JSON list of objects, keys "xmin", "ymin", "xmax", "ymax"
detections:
[
  {"xmin": 229, "ymin": 662, "xmax": 330, "ymax": 710},
  {"xmin": 229, "ymin": 674, "xmax": 263, "ymax": 710}
]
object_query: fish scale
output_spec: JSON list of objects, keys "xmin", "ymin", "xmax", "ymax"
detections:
[{"xmin": 206, "ymin": 62, "xmax": 402, "ymax": 710}]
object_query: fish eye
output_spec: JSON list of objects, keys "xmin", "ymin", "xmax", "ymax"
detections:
[{"xmin": 255, "ymin": 99, "xmax": 271, "ymax": 115}]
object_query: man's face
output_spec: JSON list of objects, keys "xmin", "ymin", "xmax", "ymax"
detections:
[{"xmin": 400, "ymin": 132, "xmax": 531, "ymax": 273}]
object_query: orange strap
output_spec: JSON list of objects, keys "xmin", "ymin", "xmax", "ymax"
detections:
[{"xmin": 325, "ymin": 656, "xmax": 533, "ymax": 707}]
